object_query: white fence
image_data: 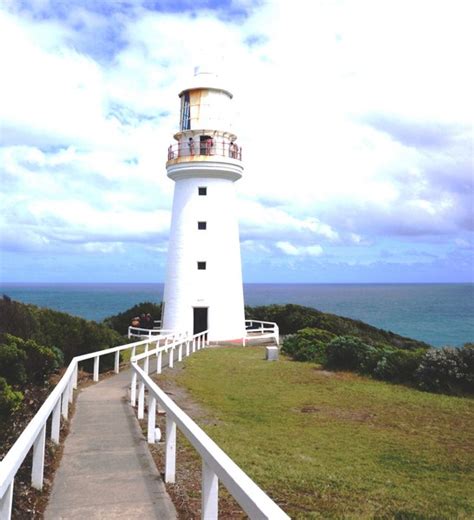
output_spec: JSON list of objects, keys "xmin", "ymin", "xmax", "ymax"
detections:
[
  {"xmin": 0, "ymin": 330, "xmax": 288, "ymax": 520},
  {"xmin": 244, "ymin": 320, "xmax": 280, "ymax": 346}
]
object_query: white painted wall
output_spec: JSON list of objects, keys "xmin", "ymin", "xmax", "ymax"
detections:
[{"xmin": 162, "ymin": 172, "xmax": 245, "ymax": 341}]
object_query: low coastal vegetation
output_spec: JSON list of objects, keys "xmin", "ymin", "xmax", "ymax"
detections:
[
  {"xmin": 246, "ymin": 303, "xmax": 430, "ymax": 350},
  {"xmin": 159, "ymin": 347, "xmax": 474, "ymax": 519},
  {"xmin": 0, "ymin": 296, "xmax": 124, "ymax": 422}
]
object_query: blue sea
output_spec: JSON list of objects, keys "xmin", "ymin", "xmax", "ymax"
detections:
[{"xmin": 1, "ymin": 283, "xmax": 472, "ymax": 348}]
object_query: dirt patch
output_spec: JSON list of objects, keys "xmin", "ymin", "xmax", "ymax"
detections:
[
  {"xmin": 299, "ymin": 404, "xmax": 377, "ymax": 422},
  {"xmin": 313, "ymin": 369, "xmax": 335, "ymax": 377}
]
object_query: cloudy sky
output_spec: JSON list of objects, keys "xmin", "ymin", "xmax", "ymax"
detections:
[{"xmin": 0, "ymin": 0, "xmax": 472, "ymax": 283}]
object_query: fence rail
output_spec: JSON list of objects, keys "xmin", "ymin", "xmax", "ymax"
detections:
[
  {"xmin": 131, "ymin": 331, "xmax": 289, "ymax": 519},
  {"xmin": 0, "ymin": 333, "xmax": 157, "ymax": 519},
  {"xmin": 167, "ymin": 139, "xmax": 242, "ymax": 161},
  {"xmin": 0, "ymin": 326, "xmax": 287, "ymax": 519},
  {"xmin": 244, "ymin": 319, "xmax": 279, "ymax": 347}
]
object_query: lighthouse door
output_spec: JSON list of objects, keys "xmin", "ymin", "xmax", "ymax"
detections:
[{"xmin": 193, "ymin": 307, "xmax": 208, "ymax": 335}]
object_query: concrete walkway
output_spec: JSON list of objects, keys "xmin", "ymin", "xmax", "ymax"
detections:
[{"xmin": 44, "ymin": 367, "xmax": 177, "ymax": 519}]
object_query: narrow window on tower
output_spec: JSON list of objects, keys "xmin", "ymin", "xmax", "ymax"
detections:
[
  {"xmin": 197, "ymin": 261, "xmax": 207, "ymax": 270},
  {"xmin": 198, "ymin": 221, "xmax": 207, "ymax": 230},
  {"xmin": 180, "ymin": 92, "xmax": 190, "ymax": 131},
  {"xmin": 198, "ymin": 186, "xmax": 207, "ymax": 196}
]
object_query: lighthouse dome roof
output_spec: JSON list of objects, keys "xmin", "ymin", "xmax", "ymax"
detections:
[{"xmin": 178, "ymin": 65, "xmax": 233, "ymax": 98}]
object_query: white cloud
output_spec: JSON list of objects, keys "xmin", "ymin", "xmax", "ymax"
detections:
[
  {"xmin": 276, "ymin": 241, "xmax": 323, "ymax": 257},
  {"xmin": 0, "ymin": 0, "xmax": 472, "ymax": 281}
]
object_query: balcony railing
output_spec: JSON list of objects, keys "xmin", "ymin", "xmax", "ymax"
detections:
[{"xmin": 167, "ymin": 139, "xmax": 242, "ymax": 161}]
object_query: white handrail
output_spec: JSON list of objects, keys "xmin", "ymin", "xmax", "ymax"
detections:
[
  {"xmin": 130, "ymin": 331, "xmax": 289, "ymax": 519},
  {"xmin": 128, "ymin": 326, "xmax": 178, "ymax": 338},
  {"xmin": 0, "ymin": 333, "xmax": 172, "ymax": 518},
  {"xmin": 0, "ymin": 328, "xmax": 288, "ymax": 519},
  {"xmin": 243, "ymin": 320, "xmax": 279, "ymax": 347}
]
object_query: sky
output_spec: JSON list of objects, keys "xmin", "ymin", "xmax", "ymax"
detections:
[{"xmin": 0, "ymin": 0, "xmax": 473, "ymax": 283}]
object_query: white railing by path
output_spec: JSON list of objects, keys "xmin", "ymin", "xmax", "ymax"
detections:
[
  {"xmin": 0, "ymin": 333, "xmax": 176, "ymax": 520},
  {"xmin": 0, "ymin": 328, "xmax": 289, "ymax": 519},
  {"xmin": 243, "ymin": 320, "xmax": 280, "ymax": 347},
  {"xmin": 131, "ymin": 332, "xmax": 289, "ymax": 520},
  {"xmin": 128, "ymin": 326, "xmax": 178, "ymax": 339}
]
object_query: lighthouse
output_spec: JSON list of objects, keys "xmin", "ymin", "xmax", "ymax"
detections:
[{"xmin": 162, "ymin": 66, "xmax": 246, "ymax": 342}]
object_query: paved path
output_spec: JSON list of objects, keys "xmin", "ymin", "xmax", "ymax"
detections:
[{"xmin": 44, "ymin": 365, "xmax": 177, "ymax": 519}]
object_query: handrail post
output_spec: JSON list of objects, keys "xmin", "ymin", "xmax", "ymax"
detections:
[
  {"xmin": 147, "ymin": 395, "xmax": 156, "ymax": 443},
  {"xmin": 93, "ymin": 356, "xmax": 99, "ymax": 382},
  {"xmin": 157, "ymin": 351, "xmax": 162, "ymax": 374},
  {"xmin": 202, "ymin": 460, "xmax": 218, "ymax": 520},
  {"xmin": 132, "ymin": 345, "xmax": 136, "ymax": 359},
  {"xmin": 31, "ymin": 424, "xmax": 46, "ymax": 490},
  {"xmin": 68, "ymin": 377, "xmax": 74, "ymax": 404},
  {"xmin": 178, "ymin": 343, "xmax": 183, "ymax": 362},
  {"xmin": 138, "ymin": 379, "xmax": 145, "ymax": 419},
  {"xmin": 130, "ymin": 372, "xmax": 137, "ymax": 406},
  {"xmin": 51, "ymin": 398, "xmax": 61, "ymax": 444},
  {"xmin": 144, "ymin": 345, "xmax": 150, "ymax": 374},
  {"xmin": 165, "ymin": 416, "xmax": 176, "ymax": 483},
  {"xmin": 61, "ymin": 388, "xmax": 69, "ymax": 419},
  {"xmin": 114, "ymin": 351, "xmax": 120, "ymax": 373},
  {"xmin": 73, "ymin": 363, "xmax": 78, "ymax": 389},
  {"xmin": 186, "ymin": 340, "xmax": 190, "ymax": 357},
  {"xmin": 0, "ymin": 480, "xmax": 13, "ymax": 520},
  {"xmin": 168, "ymin": 347, "xmax": 174, "ymax": 369}
]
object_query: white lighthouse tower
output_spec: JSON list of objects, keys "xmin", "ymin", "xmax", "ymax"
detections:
[{"xmin": 162, "ymin": 66, "xmax": 245, "ymax": 342}]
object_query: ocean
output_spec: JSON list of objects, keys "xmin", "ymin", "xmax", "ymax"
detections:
[{"xmin": 1, "ymin": 283, "xmax": 472, "ymax": 348}]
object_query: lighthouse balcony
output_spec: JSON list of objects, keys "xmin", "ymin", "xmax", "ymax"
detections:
[{"xmin": 166, "ymin": 139, "xmax": 242, "ymax": 166}]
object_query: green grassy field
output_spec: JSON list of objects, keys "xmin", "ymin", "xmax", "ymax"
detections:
[{"xmin": 163, "ymin": 347, "xmax": 474, "ymax": 519}]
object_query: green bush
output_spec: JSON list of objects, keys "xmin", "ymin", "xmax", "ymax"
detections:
[
  {"xmin": 0, "ymin": 377, "xmax": 23, "ymax": 418},
  {"xmin": 282, "ymin": 327, "xmax": 335, "ymax": 363},
  {"xmin": 0, "ymin": 340, "xmax": 27, "ymax": 385},
  {"xmin": 325, "ymin": 335, "xmax": 375, "ymax": 371},
  {"xmin": 372, "ymin": 348, "xmax": 426, "ymax": 383},
  {"xmin": 0, "ymin": 334, "xmax": 63, "ymax": 385},
  {"xmin": 0, "ymin": 299, "xmax": 125, "ymax": 368},
  {"xmin": 19, "ymin": 338, "xmax": 63, "ymax": 384},
  {"xmin": 415, "ymin": 344, "xmax": 474, "ymax": 394}
]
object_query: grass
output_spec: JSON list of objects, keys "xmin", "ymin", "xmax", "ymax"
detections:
[{"xmin": 163, "ymin": 346, "xmax": 474, "ymax": 519}]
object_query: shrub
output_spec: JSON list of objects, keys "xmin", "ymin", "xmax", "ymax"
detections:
[
  {"xmin": 282, "ymin": 327, "xmax": 335, "ymax": 363},
  {"xmin": 0, "ymin": 340, "xmax": 27, "ymax": 385},
  {"xmin": 19, "ymin": 338, "xmax": 63, "ymax": 384},
  {"xmin": 415, "ymin": 345, "xmax": 474, "ymax": 394},
  {"xmin": 0, "ymin": 299, "xmax": 125, "ymax": 368},
  {"xmin": 0, "ymin": 377, "xmax": 23, "ymax": 418},
  {"xmin": 325, "ymin": 335, "xmax": 375, "ymax": 371},
  {"xmin": 0, "ymin": 334, "xmax": 64, "ymax": 385},
  {"xmin": 373, "ymin": 348, "xmax": 426, "ymax": 383}
]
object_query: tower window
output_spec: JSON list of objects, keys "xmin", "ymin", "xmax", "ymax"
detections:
[
  {"xmin": 198, "ymin": 187, "xmax": 207, "ymax": 196},
  {"xmin": 197, "ymin": 261, "xmax": 207, "ymax": 270},
  {"xmin": 198, "ymin": 221, "xmax": 207, "ymax": 230},
  {"xmin": 180, "ymin": 92, "xmax": 190, "ymax": 131}
]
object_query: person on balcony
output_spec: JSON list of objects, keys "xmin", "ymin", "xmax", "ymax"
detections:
[
  {"xmin": 205, "ymin": 137, "xmax": 213, "ymax": 155},
  {"xmin": 188, "ymin": 137, "xmax": 195, "ymax": 155}
]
